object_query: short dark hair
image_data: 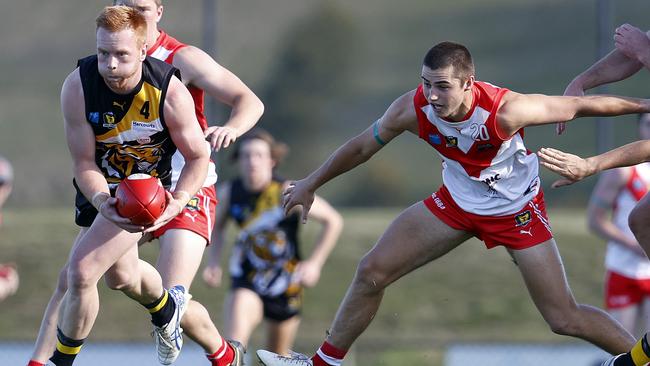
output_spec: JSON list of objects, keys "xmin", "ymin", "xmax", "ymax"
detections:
[
  {"xmin": 230, "ymin": 128, "xmax": 289, "ymax": 165},
  {"xmin": 423, "ymin": 41, "xmax": 475, "ymax": 80}
]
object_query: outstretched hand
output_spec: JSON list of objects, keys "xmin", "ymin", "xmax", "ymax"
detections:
[
  {"xmin": 537, "ymin": 147, "xmax": 594, "ymax": 188},
  {"xmin": 282, "ymin": 180, "xmax": 314, "ymax": 224},
  {"xmin": 205, "ymin": 125, "xmax": 238, "ymax": 151}
]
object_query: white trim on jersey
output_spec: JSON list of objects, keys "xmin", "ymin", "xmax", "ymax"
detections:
[{"xmin": 149, "ymin": 46, "xmax": 173, "ymax": 62}]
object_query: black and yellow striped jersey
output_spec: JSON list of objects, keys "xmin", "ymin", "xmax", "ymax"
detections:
[{"xmin": 77, "ymin": 55, "xmax": 180, "ymax": 187}]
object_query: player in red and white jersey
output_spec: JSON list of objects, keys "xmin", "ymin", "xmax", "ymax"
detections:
[
  {"xmin": 257, "ymin": 41, "xmax": 650, "ymax": 366},
  {"xmin": 589, "ymin": 150, "xmax": 650, "ymax": 336},
  {"xmin": 28, "ymin": 1, "xmax": 263, "ymax": 366}
]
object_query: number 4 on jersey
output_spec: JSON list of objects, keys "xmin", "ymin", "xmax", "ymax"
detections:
[{"xmin": 139, "ymin": 101, "xmax": 150, "ymax": 119}]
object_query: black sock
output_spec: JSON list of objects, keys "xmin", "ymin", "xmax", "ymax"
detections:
[
  {"xmin": 49, "ymin": 328, "xmax": 85, "ymax": 366},
  {"xmin": 144, "ymin": 290, "xmax": 176, "ymax": 327}
]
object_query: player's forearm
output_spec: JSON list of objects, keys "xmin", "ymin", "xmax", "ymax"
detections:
[
  {"xmin": 576, "ymin": 95, "xmax": 650, "ymax": 118},
  {"xmin": 173, "ymin": 156, "xmax": 209, "ymax": 204},
  {"xmin": 588, "ymin": 140, "xmax": 650, "ymax": 173},
  {"xmin": 74, "ymin": 165, "xmax": 110, "ymax": 208},
  {"xmin": 207, "ymin": 232, "xmax": 225, "ymax": 266},
  {"xmin": 306, "ymin": 139, "xmax": 377, "ymax": 192},
  {"xmin": 309, "ymin": 214, "xmax": 343, "ymax": 267},
  {"xmin": 572, "ymin": 50, "xmax": 643, "ymax": 91},
  {"xmin": 223, "ymin": 94, "xmax": 264, "ymax": 136}
]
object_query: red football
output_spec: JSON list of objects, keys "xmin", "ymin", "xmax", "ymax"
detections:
[{"xmin": 115, "ymin": 174, "xmax": 167, "ymax": 225}]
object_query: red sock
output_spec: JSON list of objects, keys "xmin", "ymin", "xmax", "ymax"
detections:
[
  {"xmin": 311, "ymin": 341, "xmax": 347, "ymax": 366},
  {"xmin": 27, "ymin": 361, "xmax": 46, "ymax": 366},
  {"xmin": 206, "ymin": 338, "xmax": 234, "ymax": 366}
]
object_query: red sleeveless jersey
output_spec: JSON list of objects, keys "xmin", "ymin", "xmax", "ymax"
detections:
[
  {"xmin": 414, "ymin": 81, "xmax": 540, "ymax": 216},
  {"xmin": 148, "ymin": 30, "xmax": 208, "ymax": 131}
]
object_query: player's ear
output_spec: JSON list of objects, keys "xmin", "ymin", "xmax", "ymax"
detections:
[
  {"xmin": 156, "ymin": 5, "xmax": 163, "ymax": 23},
  {"xmin": 464, "ymin": 75, "xmax": 475, "ymax": 91},
  {"xmin": 140, "ymin": 43, "xmax": 147, "ymax": 61}
]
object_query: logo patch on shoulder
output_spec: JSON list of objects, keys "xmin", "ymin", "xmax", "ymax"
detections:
[{"xmin": 515, "ymin": 210, "xmax": 532, "ymax": 227}]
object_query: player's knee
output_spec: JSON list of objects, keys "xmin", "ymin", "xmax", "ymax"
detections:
[
  {"xmin": 104, "ymin": 269, "xmax": 134, "ymax": 291},
  {"xmin": 355, "ymin": 255, "xmax": 390, "ymax": 292},
  {"xmin": 67, "ymin": 263, "xmax": 97, "ymax": 292}
]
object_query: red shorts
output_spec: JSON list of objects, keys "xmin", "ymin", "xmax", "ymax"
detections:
[
  {"xmin": 153, "ymin": 185, "xmax": 218, "ymax": 244},
  {"xmin": 605, "ymin": 271, "xmax": 650, "ymax": 309},
  {"xmin": 423, "ymin": 185, "xmax": 553, "ymax": 250}
]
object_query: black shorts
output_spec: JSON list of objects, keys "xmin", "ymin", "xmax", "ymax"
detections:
[
  {"xmin": 73, "ymin": 179, "xmax": 115, "ymax": 227},
  {"xmin": 231, "ymin": 277, "xmax": 303, "ymax": 322}
]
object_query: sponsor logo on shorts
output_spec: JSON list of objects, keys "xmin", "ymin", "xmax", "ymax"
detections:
[
  {"xmin": 444, "ymin": 135, "xmax": 458, "ymax": 148},
  {"xmin": 184, "ymin": 212, "xmax": 198, "ymax": 222},
  {"xmin": 514, "ymin": 210, "xmax": 532, "ymax": 227},
  {"xmin": 519, "ymin": 228, "xmax": 533, "ymax": 236},
  {"xmin": 609, "ymin": 295, "xmax": 631, "ymax": 307},
  {"xmin": 137, "ymin": 137, "xmax": 152, "ymax": 144},
  {"xmin": 186, "ymin": 197, "xmax": 200, "ymax": 211},
  {"xmin": 431, "ymin": 193, "xmax": 446, "ymax": 210}
]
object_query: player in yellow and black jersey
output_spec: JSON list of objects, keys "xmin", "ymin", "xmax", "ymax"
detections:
[
  {"xmin": 42, "ymin": 7, "xmax": 209, "ymax": 366},
  {"xmin": 78, "ymin": 53, "xmax": 179, "ymax": 186},
  {"xmin": 73, "ymin": 54, "xmax": 179, "ymax": 226},
  {"xmin": 203, "ymin": 129, "xmax": 343, "ymax": 356}
]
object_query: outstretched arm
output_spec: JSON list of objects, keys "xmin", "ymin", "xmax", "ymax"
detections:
[
  {"xmin": 557, "ymin": 23, "xmax": 649, "ymax": 135},
  {"xmin": 537, "ymin": 140, "xmax": 650, "ymax": 186},
  {"xmin": 174, "ymin": 46, "xmax": 264, "ymax": 151},
  {"xmin": 497, "ymin": 91, "xmax": 650, "ymax": 137},
  {"xmin": 282, "ymin": 90, "xmax": 419, "ymax": 222},
  {"xmin": 295, "ymin": 194, "xmax": 344, "ymax": 287}
]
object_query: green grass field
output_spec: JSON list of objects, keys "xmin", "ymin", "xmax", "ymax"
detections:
[{"xmin": 0, "ymin": 206, "xmax": 610, "ymax": 364}]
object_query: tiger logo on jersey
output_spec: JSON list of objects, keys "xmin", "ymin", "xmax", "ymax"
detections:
[{"xmin": 99, "ymin": 141, "xmax": 165, "ymax": 183}]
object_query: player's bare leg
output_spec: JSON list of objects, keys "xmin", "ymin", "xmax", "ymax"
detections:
[
  {"xmin": 30, "ymin": 228, "xmax": 88, "ymax": 364},
  {"xmin": 224, "ymin": 287, "xmax": 264, "ymax": 347},
  {"xmin": 609, "ymin": 306, "xmax": 641, "ymax": 338},
  {"xmin": 157, "ymin": 229, "xmax": 243, "ymax": 365},
  {"xmin": 266, "ymin": 316, "xmax": 301, "ymax": 356},
  {"xmin": 54, "ymin": 216, "xmax": 153, "ymax": 364},
  {"xmin": 324, "ymin": 202, "xmax": 470, "ymax": 349},
  {"xmin": 257, "ymin": 202, "xmax": 472, "ymax": 365},
  {"xmin": 510, "ymin": 240, "xmax": 635, "ymax": 353}
]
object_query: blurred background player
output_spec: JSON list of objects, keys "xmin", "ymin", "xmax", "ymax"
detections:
[
  {"xmin": 28, "ymin": 1, "xmax": 264, "ymax": 366},
  {"xmin": 587, "ymin": 114, "xmax": 650, "ymax": 337},
  {"xmin": 0, "ymin": 155, "xmax": 18, "ymax": 302},
  {"xmin": 202, "ymin": 128, "xmax": 343, "ymax": 356}
]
